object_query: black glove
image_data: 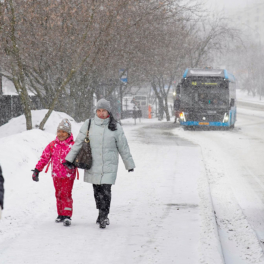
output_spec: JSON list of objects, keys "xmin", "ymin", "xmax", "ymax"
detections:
[
  {"xmin": 63, "ymin": 161, "xmax": 75, "ymax": 170},
  {"xmin": 32, "ymin": 168, "xmax": 40, "ymax": 182},
  {"xmin": 128, "ymin": 169, "xmax": 134, "ymax": 172},
  {"xmin": 0, "ymin": 200, "xmax": 3, "ymax": 210}
]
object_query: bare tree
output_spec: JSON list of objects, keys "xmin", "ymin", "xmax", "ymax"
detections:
[
  {"xmin": 0, "ymin": 0, "xmax": 34, "ymax": 129},
  {"xmin": 140, "ymin": 11, "xmax": 241, "ymax": 121},
  {"xmin": 0, "ymin": 0, "xmax": 244, "ymax": 128}
]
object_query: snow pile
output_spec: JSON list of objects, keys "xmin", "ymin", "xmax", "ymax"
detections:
[
  {"xmin": 0, "ymin": 109, "xmax": 82, "ymax": 139},
  {"xmin": 0, "ymin": 110, "xmax": 82, "ymax": 243}
]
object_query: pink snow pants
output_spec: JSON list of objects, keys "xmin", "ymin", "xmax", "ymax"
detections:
[{"xmin": 53, "ymin": 177, "xmax": 74, "ymax": 217}]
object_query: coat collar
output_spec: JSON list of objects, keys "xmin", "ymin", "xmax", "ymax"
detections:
[{"xmin": 94, "ymin": 115, "xmax": 110, "ymax": 126}]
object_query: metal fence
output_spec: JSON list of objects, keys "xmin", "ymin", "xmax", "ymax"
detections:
[{"xmin": 0, "ymin": 95, "xmax": 42, "ymax": 126}]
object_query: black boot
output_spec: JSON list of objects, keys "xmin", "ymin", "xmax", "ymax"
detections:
[
  {"xmin": 96, "ymin": 208, "xmax": 110, "ymax": 225},
  {"xmin": 55, "ymin": 215, "xmax": 65, "ymax": 223},
  {"xmin": 96, "ymin": 214, "xmax": 110, "ymax": 225},
  {"xmin": 99, "ymin": 210, "xmax": 110, "ymax": 228},
  {"xmin": 63, "ymin": 216, "xmax": 71, "ymax": 226},
  {"xmin": 100, "ymin": 219, "xmax": 107, "ymax": 229},
  {"xmin": 105, "ymin": 217, "xmax": 110, "ymax": 225}
]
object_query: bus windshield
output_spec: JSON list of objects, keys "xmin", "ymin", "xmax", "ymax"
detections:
[{"xmin": 181, "ymin": 78, "xmax": 229, "ymax": 109}]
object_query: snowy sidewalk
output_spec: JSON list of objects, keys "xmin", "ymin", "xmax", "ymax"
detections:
[
  {"xmin": 236, "ymin": 89, "xmax": 264, "ymax": 110},
  {"xmin": 0, "ymin": 113, "xmax": 223, "ymax": 264}
]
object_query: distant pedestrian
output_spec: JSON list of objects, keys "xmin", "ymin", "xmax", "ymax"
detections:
[
  {"xmin": 174, "ymin": 95, "xmax": 181, "ymax": 123},
  {"xmin": 31, "ymin": 119, "xmax": 77, "ymax": 226},
  {"xmin": 64, "ymin": 98, "xmax": 135, "ymax": 229},
  {"xmin": 0, "ymin": 165, "xmax": 4, "ymax": 219}
]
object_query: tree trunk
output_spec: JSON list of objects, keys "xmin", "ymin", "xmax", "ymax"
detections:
[
  {"xmin": 164, "ymin": 96, "xmax": 170, "ymax": 121},
  {"xmin": 158, "ymin": 98, "xmax": 164, "ymax": 120},
  {"xmin": 12, "ymin": 78, "xmax": 33, "ymax": 130},
  {"xmin": 9, "ymin": 0, "xmax": 32, "ymax": 130},
  {"xmin": 21, "ymin": 92, "xmax": 33, "ymax": 130}
]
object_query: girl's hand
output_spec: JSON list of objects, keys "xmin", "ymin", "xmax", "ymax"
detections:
[{"xmin": 32, "ymin": 169, "xmax": 40, "ymax": 182}]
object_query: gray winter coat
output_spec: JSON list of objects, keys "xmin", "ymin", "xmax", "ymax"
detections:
[{"xmin": 66, "ymin": 115, "xmax": 135, "ymax": 185}]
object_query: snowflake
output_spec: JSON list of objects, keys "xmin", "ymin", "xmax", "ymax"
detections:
[{"xmin": 64, "ymin": 122, "xmax": 70, "ymax": 128}]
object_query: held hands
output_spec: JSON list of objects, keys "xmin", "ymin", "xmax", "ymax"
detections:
[
  {"xmin": 128, "ymin": 169, "xmax": 134, "ymax": 172},
  {"xmin": 62, "ymin": 160, "xmax": 75, "ymax": 170},
  {"xmin": 31, "ymin": 168, "xmax": 40, "ymax": 182}
]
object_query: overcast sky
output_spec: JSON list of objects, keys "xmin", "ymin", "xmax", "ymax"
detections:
[{"xmin": 207, "ymin": 0, "xmax": 252, "ymax": 10}]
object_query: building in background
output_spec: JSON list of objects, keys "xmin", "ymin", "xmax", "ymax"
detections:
[{"xmin": 122, "ymin": 86, "xmax": 152, "ymax": 118}]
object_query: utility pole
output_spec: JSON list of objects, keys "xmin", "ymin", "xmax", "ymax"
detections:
[
  {"xmin": 119, "ymin": 68, "xmax": 128, "ymax": 119},
  {"xmin": 119, "ymin": 82, "xmax": 123, "ymax": 119},
  {"xmin": 133, "ymin": 105, "xmax": 137, "ymax": 125},
  {"xmin": 125, "ymin": 98, "xmax": 128, "ymax": 110}
]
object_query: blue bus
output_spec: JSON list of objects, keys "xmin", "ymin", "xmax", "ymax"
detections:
[{"xmin": 178, "ymin": 68, "xmax": 236, "ymax": 129}]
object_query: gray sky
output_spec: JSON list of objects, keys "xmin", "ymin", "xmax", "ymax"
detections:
[{"xmin": 207, "ymin": 0, "xmax": 251, "ymax": 10}]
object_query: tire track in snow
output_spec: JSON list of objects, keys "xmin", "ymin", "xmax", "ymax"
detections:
[
  {"xmin": 174, "ymin": 124, "xmax": 264, "ymax": 264},
  {"xmin": 129, "ymin": 122, "xmax": 225, "ymax": 264}
]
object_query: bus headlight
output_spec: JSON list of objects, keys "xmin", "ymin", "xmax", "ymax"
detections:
[
  {"xmin": 179, "ymin": 112, "xmax": 186, "ymax": 122},
  {"xmin": 223, "ymin": 113, "xmax": 229, "ymax": 122}
]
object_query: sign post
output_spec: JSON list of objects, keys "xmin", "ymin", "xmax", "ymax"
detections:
[
  {"xmin": 119, "ymin": 69, "xmax": 128, "ymax": 119},
  {"xmin": 119, "ymin": 69, "xmax": 128, "ymax": 84}
]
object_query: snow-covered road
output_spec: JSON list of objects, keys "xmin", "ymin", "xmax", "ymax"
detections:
[
  {"xmin": 174, "ymin": 106, "xmax": 264, "ymax": 263},
  {"xmin": 0, "ymin": 106, "xmax": 264, "ymax": 264}
]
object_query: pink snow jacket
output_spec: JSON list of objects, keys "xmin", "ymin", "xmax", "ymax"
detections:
[{"xmin": 36, "ymin": 134, "xmax": 76, "ymax": 179}]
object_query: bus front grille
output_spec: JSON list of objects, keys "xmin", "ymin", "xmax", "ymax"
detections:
[{"xmin": 185, "ymin": 112, "xmax": 224, "ymax": 122}]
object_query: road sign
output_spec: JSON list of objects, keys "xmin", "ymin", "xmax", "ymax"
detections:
[{"xmin": 119, "ymin": 69, "xmax": 127, "ymax": 84}]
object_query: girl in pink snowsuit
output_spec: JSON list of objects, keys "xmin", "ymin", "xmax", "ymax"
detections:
[{"xmin": 32, "ymin": 119, "xmax": 76, "ymax": 226}]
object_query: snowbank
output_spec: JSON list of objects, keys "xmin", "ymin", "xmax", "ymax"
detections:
[{"xmin": 0, "ymin": 109, "xmax": 82, "ymax": 139}]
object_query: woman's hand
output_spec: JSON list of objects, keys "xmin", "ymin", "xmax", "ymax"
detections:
[{"xmin": 63, "ymin": 161, "xmax": 75, "ymax": 170}]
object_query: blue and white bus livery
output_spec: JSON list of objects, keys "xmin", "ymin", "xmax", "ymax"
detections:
[{"xmin": 179, "ymin": 68, "xmax": 236, "ymax": 129}]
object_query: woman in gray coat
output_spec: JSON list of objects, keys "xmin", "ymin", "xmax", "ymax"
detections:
[{"xmin": 64, "ymin": 98, "xmax": 135, "ymax": 228}]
